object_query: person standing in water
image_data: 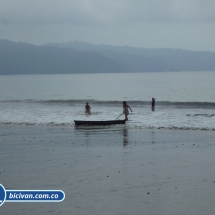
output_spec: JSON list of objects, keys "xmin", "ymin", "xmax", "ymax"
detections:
[
  {"xmin": 151, "ymin": 98, "xmax": 155, "ymax": 111},
  {"xmin": 85, "ymin": 102, "xmax": 91, "ymax": 114},
  {"xmin": 123, "ymin": 101, "xmax": 132, "ymax": 120}
]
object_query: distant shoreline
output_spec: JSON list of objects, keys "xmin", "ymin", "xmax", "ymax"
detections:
[
  {"xmin": 1, "ymin": 39, "xmax": 215, "ymax": 75},
  {"xmin": 1, "ymin": 70, "xmax": 215, "ymax": 76}
]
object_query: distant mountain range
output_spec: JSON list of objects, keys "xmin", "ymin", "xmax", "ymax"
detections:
[{"xmin": 1, "ymin": 39, "xmax": 215, "ymax": 75}]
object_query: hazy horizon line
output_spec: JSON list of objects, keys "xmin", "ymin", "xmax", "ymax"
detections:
[{"xmin": 1, "ymin": 38, "xmax": 214, "ymax": 53}]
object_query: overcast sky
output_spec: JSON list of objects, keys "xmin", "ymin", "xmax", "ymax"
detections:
[{"xmin": 1, "ymin": 0, "xmax": 215, "ymax": 51}]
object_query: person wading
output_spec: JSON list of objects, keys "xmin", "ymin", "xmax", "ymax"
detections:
[
  {"xmin": 151, "ymin": 98, "xmax": 155, "ymax": 111},
  {"xmin": 123, "ymin": 101, "xmax": 132, "ymax": 120},
  {"xmin": 85, "ymin": 102, "xmax": 91, "ymax": 114}
]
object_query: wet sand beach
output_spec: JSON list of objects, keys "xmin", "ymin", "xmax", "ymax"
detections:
[{"xmin": 1, "ymin": 125, "xmax": 215, "ymax": 215}]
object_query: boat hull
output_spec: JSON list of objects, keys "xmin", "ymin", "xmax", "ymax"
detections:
[{"xmin": 74, "ymin": 119, "xmax": 126, "ymax": 126}]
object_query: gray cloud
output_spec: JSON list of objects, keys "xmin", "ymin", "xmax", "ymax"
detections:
[
  {"xmin": 0, "ymin": 0, "xmax": 215, "ymax": 51},
  {"xmin": 2, "ymin": 0, "xmax": 215, "ymax": 25},
  {"xmin": 0, "ymin": 19, "xmax": 9, "ymax": 26}
]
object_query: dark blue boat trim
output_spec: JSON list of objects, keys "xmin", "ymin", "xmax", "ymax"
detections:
[{"xmin": 74, "ymin": 119, "xmax": 126, "ymax": 126}]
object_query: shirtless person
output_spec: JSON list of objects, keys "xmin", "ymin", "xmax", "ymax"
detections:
[
  {"xmin": 85, "ymin": 102, "xmax": 91, "ymax": 114},
  {"xmin": 123, "ymin": 101, "xmax": 132, "ymax": 120},
  {"xmin": 151, "ymin": 98, "xmax": 155, "ymax": 111}
]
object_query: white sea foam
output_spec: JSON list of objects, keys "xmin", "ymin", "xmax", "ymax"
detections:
[
  {"xmin": 0, "ymin": 102, "xmax": 214, "ymax": 130},
  {"xmin": 0, "ymin": 72, "xmax": 215, "ymax": 130}
]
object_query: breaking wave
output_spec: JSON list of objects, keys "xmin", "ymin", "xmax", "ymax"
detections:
[{"xmin": 1, "ymin": 99, "xmax": 215, "ymax": 108}]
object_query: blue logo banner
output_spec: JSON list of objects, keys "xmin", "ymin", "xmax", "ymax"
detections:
[
  {"xmin": 0, "ymin": 184, "xmax": 6, "ymax": 206},
  {"xmin": 0, "ymin": 184, "xmax": 65, "ymax": 206}
]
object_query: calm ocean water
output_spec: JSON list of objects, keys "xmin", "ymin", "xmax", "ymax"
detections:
[{"xmin": 0, "ymin": 71, "xmax": 215, "ymax": 130}]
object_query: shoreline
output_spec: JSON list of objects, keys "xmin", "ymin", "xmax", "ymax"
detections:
[
  {"xmin": 1, "ymin": 125, "xmax": 215, "ymax": 215},
  {"xmin": 1, "ymin": 123, "xmax": 215, "ymax": 131}
]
